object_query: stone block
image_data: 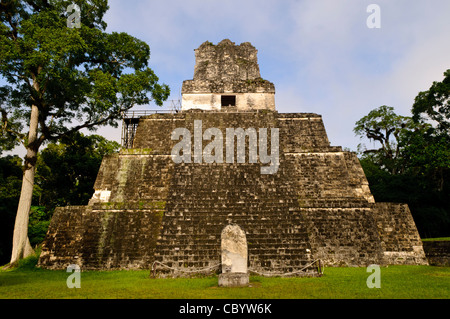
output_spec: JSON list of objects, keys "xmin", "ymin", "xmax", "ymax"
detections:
[{"xmin": 218, "ymin": 272, "xmax": 249, "ymax": 287}]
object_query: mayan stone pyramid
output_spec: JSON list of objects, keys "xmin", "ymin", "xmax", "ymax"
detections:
[{"xmin": 38, "ymin": 40, "xmax": 428, "ymax": 275}]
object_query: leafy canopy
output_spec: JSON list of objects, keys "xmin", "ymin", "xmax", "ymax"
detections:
[
  {"xmin": 412, "ymin": 69, "xmax": 450, "ymax": 133},
  {"xmin": 35, "ymin": 132, "xmax": 120, "ymax": 209},
  {"xmin": 353, "ymin": 105, "xmax": 413, "ymax": 174},
  {"xmin": 0, "ymin": 0, "xmax": 170, "ymax": 151},
  {"xmin": 354, "ymin": 97, "xmax": 449, "ymax": 237}
]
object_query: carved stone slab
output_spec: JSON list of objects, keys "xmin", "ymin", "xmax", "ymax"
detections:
[
  {"xmin": 221, "ymin": 224, "xmax": 248, "ymax": 273},
  {"xmin": 219, "ymin": 224, "xmax": 249, "ymax": 287}
]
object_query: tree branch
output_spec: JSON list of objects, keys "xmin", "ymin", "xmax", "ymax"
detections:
[
  {"xmin": 24, "ymin": 0, "xmax": 50, "ymax": 12},
  {"xmin": 51, "ymin": 110, "xmax": 123, "ymax": 141},
  {"xmin": 0, "ymin": 107, "xmax": 26, "ymax": 146}
]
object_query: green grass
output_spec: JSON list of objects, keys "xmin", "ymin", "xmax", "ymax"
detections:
[
  {"xmin": 1, "ymin": 261, "xmax": 449, "ymax": 299},
  {"xmin": 422, "ymin": 237, "xmax": 450, "ymax": 241}
]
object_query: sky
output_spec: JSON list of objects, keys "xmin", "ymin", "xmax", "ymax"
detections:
[{"xmin": 6, "ymin": 0, "xmax": 450, "ymax": 156}]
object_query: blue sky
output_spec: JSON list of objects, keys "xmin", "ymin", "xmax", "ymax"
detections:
[{"xmin": 6, "ymin": 0, "xmax": 450, "ymax": 156}]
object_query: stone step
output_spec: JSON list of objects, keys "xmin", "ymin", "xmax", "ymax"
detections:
[
  {"xmin": 158, "ymin": 231, "xmax": 308, "ymax": 237},
  {"xmin": 152, "ymin": 257, "xmax": 315, "ymax": 268},
  {"xmin": 161, "ymin": 219, "xmax": 308, "ymax": 226},
  {"xmin": 159, "ymin": 229, "xmax": 306, "ymax": 235},
  {"xmin": 155, "ymin": 243, "xmax": 309, "ymax": 252},
  {"xmin": 155, "ymin": 248, "xmax": 220, "ymax": 254},
  {"xmin": 159, "ymin": 226, "xmax": 305, "ymax": 231},
  {"xmin": 156, "ymin": 239, "xmax": 309, "ymax": 248},
  {"xmin": 250, "ymin": 260, "xmax": 314, "ymax": 268},
  {"xmin": 155, "ymin": 246, "xmax": 310, "ymax": 256}
]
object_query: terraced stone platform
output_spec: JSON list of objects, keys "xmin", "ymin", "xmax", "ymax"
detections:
[{"xmin": 38, "ymin": 111, "xmax": 428, "ymax": 275}]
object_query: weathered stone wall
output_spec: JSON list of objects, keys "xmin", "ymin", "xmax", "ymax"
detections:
[
  {"xmin": 90, "ymin": 152, "xmax": 174, "ymax": 203},
  {"xmin": 181, "ymin": 92, "xmax": 275, "ymax": 111},
  {"xmin": 181, "ymin": 40, "xmax": 275, "ymax": 111},
  {"xmin": 192, "ymin": 39, "xmax": 261, "ymax": 82},
  {"xmin": 303, "ymin": 203, "xmax": 428, "ymax": 267},
  {"xmin": 182, "ymin": 80, "xmax": 275, "ymax": 94},
  {"xmin": 422, "ymin": 241, "xmax": 450, "ymax": 266},
  {"xmin": 373, "ymin": 203, "xmax": 428, "ymax": 265},
  {"xmin": 38, "ymin": 202, "xmax": 165, "ymax": 270},
  {"xmin": 289, "ymin": 153, "xmax": 374, "ymax": 207},
  {"xmin": 155, "ymin": 159, "xmax": 313, "ymax": 276},
  {"xmin": 131, "ymin": 111, "xmax": 335, "ymax": 154},
  {"xmin": 303, "ymin": 207, "xmax": 384, "ymax": 266}
]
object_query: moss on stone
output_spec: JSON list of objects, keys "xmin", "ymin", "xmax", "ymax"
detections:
[{"xmin": 120, "ymin": 148, "xmax": 153, "ymax": 155}]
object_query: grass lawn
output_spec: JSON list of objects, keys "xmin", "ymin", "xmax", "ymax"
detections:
[
  {"xmin": 0, "ymin": 260, "xmax": 448, "ymax": 299},
  {"xmin": 422, "ymin": 237, "xmax": 450, "ymax": 241}
]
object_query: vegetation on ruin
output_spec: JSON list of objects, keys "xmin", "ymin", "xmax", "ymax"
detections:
[{"xmin": 119, "ymin": 148, "xmax": 154, "ymax": 155}]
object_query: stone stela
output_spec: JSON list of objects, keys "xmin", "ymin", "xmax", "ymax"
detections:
[
  {"xmin": 38, "ymin": 39, "xmax": 429, "ymax": 276},
  {"xmin": 218, "ymin": 224, "xmax": 249, "ymax": 287}
]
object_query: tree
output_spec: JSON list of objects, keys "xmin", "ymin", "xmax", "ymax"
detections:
[
  {"xmin": 35, "ymin": 132, "xmax": 120, "ymax": 210},
  {"xmin": 412, "ymin": 69, "xmax": 450, "ymax": 134},
  {"xmin": 400, "ymin": 127, "xmax": 450, "ymax": 192},
  {"xmin": 0, "ymin": 134, "xmax": 119, "ymax": 264},
  {"xmin": 353, "ymin": 105, "xmax": 412, "ymax": 174},
  {"xmin": 355, "ymin": 104, "xmax": 450, "ymax": 238},
  {"xmin": 0, "ymin": 0, "xmax": 170, "ymax": 265}
]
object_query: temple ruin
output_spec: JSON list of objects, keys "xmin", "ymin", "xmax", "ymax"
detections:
[{"xmin": 38, "ymin": 40, "xmax": 428, "ymax": 276}]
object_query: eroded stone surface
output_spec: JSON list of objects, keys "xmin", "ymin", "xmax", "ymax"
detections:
[
  {"xmin": 218, "ymin": 272, "xmax": 249, "ymax": 287},
  {"xmin": 221, "ymin": 224, "xmax": 248, "ymax": 274},
  {"xmin": 181, "ymin": 40, "xmax": 275, "ymax": 111}
]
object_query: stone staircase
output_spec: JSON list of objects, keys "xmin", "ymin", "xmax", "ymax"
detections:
[{"xmin": 152, "ymin": 161, "xmax": 317, "ymax": 277}]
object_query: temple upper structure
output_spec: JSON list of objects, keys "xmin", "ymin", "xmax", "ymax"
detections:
[{"xmin": 181, "ymin": 39, "xmax": 275, "ymax": 111}]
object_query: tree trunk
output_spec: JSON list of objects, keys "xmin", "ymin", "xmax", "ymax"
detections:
[{"xmin": 9, "ymin": 103, "xmax": 39, "ymax": 265}]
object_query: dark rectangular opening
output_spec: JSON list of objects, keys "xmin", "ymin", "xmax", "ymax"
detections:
[{"xmin": 221, "ymin": 95, "xmax": 236, "ymax": 107}]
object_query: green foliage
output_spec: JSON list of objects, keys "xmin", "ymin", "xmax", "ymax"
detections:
[
  {"xmin": 0, "ymin": 155, "xmax": 23, "ymax": 265},
  {"xmin": 0, "ymin": 133, "xmax": 120, "ymax": 264},
  {"xmin": 28, "ymin": 206, "xmax": 50, "ymax": 247},
  {"xmin": 35, "ymin": 132, "xmax": 120, "ymax": 210},
  {"xmin": 355, "ymin": 88, "xmax": 450, "ymax": 238},
  {"xmin": 16, "ymin": 247, "xmax": 40, "ymax": 270},
  {"xmin": 0, "ymin": 0, "xmax": 170, "ymax": 149},
  {"xmin": 360, "ymin": 156, "xmax": 450, "ymax": 237},
  {"xmin": 354, "ymin": 105, "xmax": 413, "ymax": 174},
  {"xmin": 422, "ymin": 237, "xmax": 450, "ymax": 241},
  {"xmin": 412, "ymin": 69, "xmax": 450, "ymax": 133}
]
